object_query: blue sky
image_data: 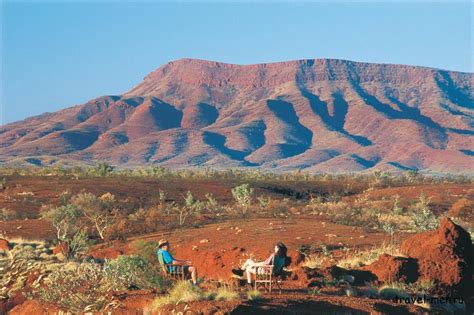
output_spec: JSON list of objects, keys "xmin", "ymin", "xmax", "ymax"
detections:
[{"xmin": 1, "ymin": 0, "xmax": 472, "ymax": 124}]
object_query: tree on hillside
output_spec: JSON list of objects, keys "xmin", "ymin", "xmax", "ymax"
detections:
[
  {"xmin": 41, "ymin": 204, "xmax": 83, "ymax": 241},
  {"xmin": 71, "ymin": 192, "xmax": 118, "ymax": 240},
  {"xmin": 232, "ymin": 183, "xmax": 254, "ymax": 216}
]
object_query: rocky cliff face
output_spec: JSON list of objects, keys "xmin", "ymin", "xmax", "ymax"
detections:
[{"xmin": 1, "ymin": 58, "xmax": 473, "ymax": 173}]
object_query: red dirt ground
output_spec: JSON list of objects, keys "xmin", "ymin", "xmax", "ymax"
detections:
[{"xmin": 90, "ymin": 216, "xmax": 402, "ymax": 280}]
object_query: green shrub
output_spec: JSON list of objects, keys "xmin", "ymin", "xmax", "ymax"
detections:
[
  {"xmin": 71, "ymin": 192, "xmax": 117, "ymax": 240},
  {"xmin": 93, "ymin": 162, "xmax": 114, "ymax": 177},
  {"xmin": 103, "ymin": 255, "xmax": 169, "ymax": 291},
  {"xmin": 36, "ymin": 263, "xmax": 118, "ymax": 312},
  {"xmin": 231, "ymin": 183, "xmax": 254, "ymax": 216},
  {"xmin": 67, "ymin": 230, "xmax": 90, "ymax": 260},
  {"xmin": 0, "ymin": 207, "xmax": 20, "ymax": 220},
  {"xmin": 133, "ymin": 240, "xmax": 160, "ymax": 266},
  {"xmin": 410, "ymin": 194, "xmax": 438, "ymax": 232},
  {"xmin": 41, "ymin": 204, "xmax": 83, "ymax": 241}
]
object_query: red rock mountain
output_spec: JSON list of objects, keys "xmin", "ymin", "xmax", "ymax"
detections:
[{"xmin": 1, "ymin": 58, "xmax": 473, "ymax": 173}]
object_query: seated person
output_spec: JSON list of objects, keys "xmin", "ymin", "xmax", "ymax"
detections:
[
  {"xmin": 232, "ymin": 242, "xmax": 288, "ymax": 285},
  {"xmin": 156, "ymin": 239, "xmax": 198, "ymax": 285}
]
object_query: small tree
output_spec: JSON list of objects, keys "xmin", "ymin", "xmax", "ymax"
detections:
[
  {"xmin": 257, "ymin": 195, "xmax": 270, "ymax": 210},
  {"xmin": 41, "ymin": 204, "xmax": 83, "ymax": 241},
  {"xmin": 205, "ymin": 193, "xmax": 221, "ymax": 213},
  {"xmin": 94, "ymin": 162, "xmax": 114, "ymax": 177},
  {"xmin": 174, "ymin": 205, "xmax": 194, "ymax": 226},
  {"xmin": 184, "ymin": 191, "xmax": 195, "ymax": 208},
  {"xmin": 410, "ymin": 194, "xmax": 438, "ymax": 232},
  {"xmin": 71, "ymin": 192, "xmax": 118, "ymax": 240},
  {"xmin": 231, "ymin": 183, "xmax": 254, "ymax": 216},
  {"xmin": 158, "ymin": 189, "xmax": 167, "ymax": 213},
  {"xmin": 392, "ymin": 195, "xmax": 403, "ymax": 215}
]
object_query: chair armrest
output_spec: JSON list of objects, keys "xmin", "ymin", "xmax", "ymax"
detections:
[
  {"xmin": 255, "ymin": 265, "xmax": 274, "ymax": 273},
  {"xmin": 164, "ymin": 264, "xmax": 186, "ymax": 271},
  {"xmin": 172, "ymin": 262, "xmax": 192, "ymax": 266}
]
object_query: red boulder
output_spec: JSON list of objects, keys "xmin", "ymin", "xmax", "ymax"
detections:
[
  {"xmin": 400, "ymin": 217, "xmax": 473, "ymax": 292},
  {"xmin": 364, "ymin": 254, "xmax": 419, "ymax": 283},
  {"xmin": 0, "ymin": 238, "xmax": 10, "ymax": 250}
]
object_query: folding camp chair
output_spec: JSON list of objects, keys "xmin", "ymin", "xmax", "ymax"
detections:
[
  {"xmin": 157, "ymin": 251, "xmax": 186, "ymax": 281},
  {"xmin": 254, "ymin": 265, "xmax": 285, "ymax": 294}
]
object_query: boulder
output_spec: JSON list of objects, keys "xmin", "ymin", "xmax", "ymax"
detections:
[
  {"xmin": 364, "ymin": 254, "xmax": 419, "ymax": 283},
  {"xmin": 400, "ymin": 217, "xmax": 473, "ymax": 292},
  {"xmin": 0, "ymin": 238, "xmax": 10, "ymax": 250}
]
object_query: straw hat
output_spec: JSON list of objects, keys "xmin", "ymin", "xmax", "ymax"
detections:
[{"xmin": 158, "ymin": 239, "xmax": 169, "ymax": 248}]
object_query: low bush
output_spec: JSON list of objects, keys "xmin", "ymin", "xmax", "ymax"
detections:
[
  {"xmin": 36, "ymin": 263, "xmax": 119, "ymax": 313},
  {"xmin": 103, "ymin": 255, "xmax": 169, "ymax": 291},
  {"xmin": 133, "ymin": 240, "xmax": 160, "ymax": 266},
  {"xmin": 0, "ymin": 208, "xmax": 20, "ymax": 220},
  {"xmin": 409, "ymin": 194, "xmax": 438, "ymax": 232},
  {"xmin": 232, "ymin": 183, "xmax": 254, "ymax": 217}
]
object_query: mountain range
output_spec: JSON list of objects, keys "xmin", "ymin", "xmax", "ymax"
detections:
[{"xmin": 1, "ymin": 58, "xmax": 473, "ymax": 173}]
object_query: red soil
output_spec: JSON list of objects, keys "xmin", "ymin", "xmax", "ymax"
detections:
[{"xmin": 91, "ymin": 217, "xmax": 399, "ymax": 280}]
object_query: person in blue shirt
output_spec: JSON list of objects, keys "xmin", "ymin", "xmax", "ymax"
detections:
[{"xmin": 157, "ymin": 239, "xmax": 198, "ymax": 285}]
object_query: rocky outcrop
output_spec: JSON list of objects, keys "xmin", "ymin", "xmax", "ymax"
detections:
[
  {"xmin": 400, "ymin": 217, "xmax": 473, "ymax": 292},
  {"xmin": 364, "ymin": 254, "xmax": 419, "ymax": 283}
]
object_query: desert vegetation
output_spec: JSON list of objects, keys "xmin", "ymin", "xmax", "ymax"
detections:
[{"xmin": 0, "ymin": 166, "xmax": 473, "ymax": 313}]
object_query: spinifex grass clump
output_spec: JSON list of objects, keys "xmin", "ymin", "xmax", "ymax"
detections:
[
  {"xmin": 214, "ymin": 286, "xmax": 240, "ymax": 301},
  {"xmin": 152, "ymin": 281, "xmax": 205, "ymax": 308},
  {"xmin": 36, "ymin": 263, "xmax": 119, "ymax": 313}
]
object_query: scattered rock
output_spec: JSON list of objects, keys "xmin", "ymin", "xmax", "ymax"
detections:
[
  {"xmin": 199, "ymin": 239, "xmax": 209, "ymax": 244},
  {"xmin": 345, "ymin": 287, "xmax": 357, "ymax": 297}
]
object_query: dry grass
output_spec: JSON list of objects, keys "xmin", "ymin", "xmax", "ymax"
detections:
[
  {"xmin": 304, "ymin": 255, "xmax": 330, "ymax": 269},
  {"xmin": 152, "ymin": 281, "xmax": 205, "ymax": 309},
  {"xmin": 336, "ymin": 242, "xmax": 403, "ymax": 269}
]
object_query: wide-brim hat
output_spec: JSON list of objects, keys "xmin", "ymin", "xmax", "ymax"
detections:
[{"xmin": 158, "ymin": 239, "xmax": 169, "ymax": 248}]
